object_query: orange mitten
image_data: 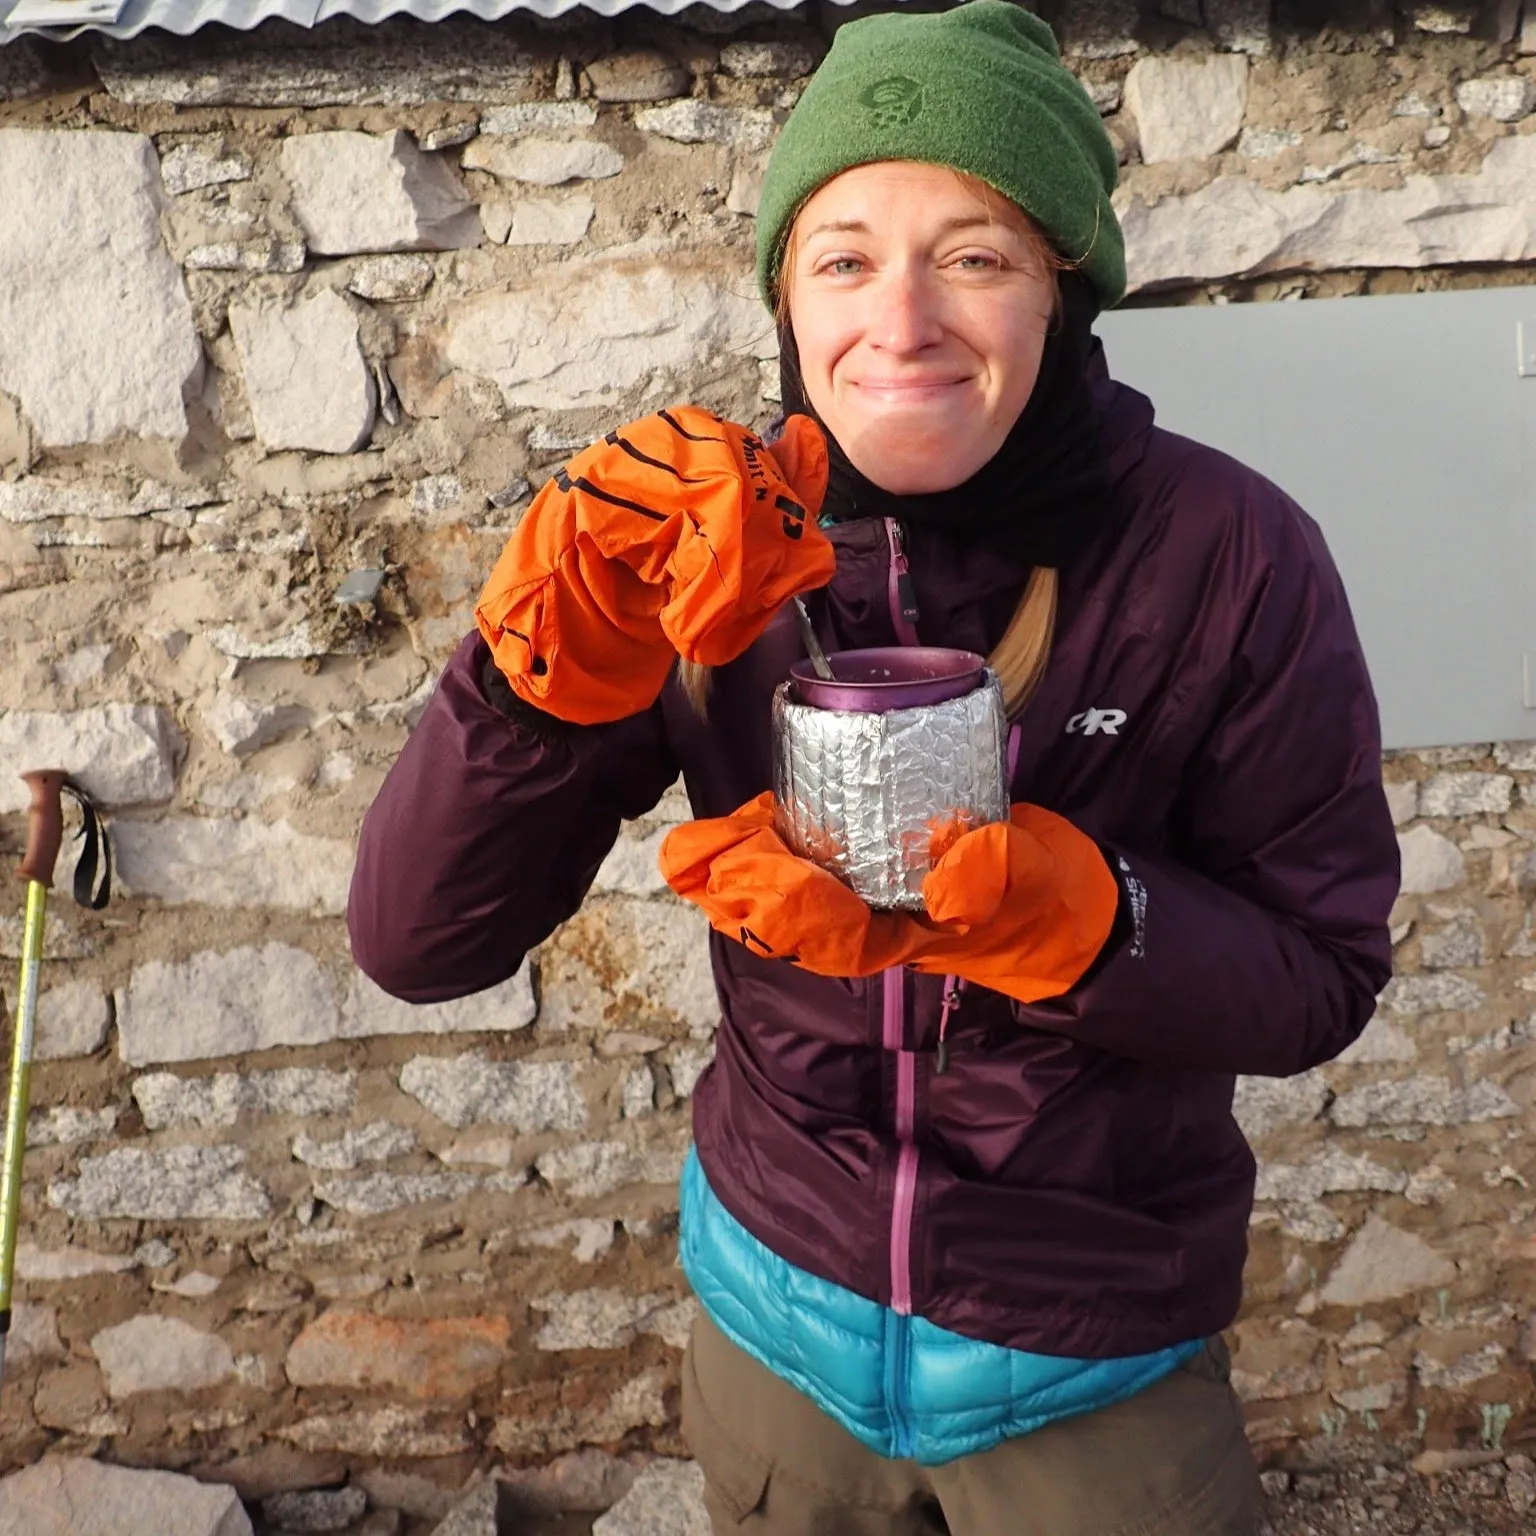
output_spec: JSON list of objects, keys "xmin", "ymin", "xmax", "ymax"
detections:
[
  {"xmin": 475, "ymin": 408, "xmax": 834, "ymax": 724},
  {"xmin": 910, "ymin": 805, "xmax": 1120, "ymax": 1004},
  {"xmin": 659, "ymin": 792, "xmax": 930, "ymax": 977}
]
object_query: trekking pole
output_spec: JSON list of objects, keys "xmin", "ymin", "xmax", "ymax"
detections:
[{"xmin": 0, "ymin": 770, "xmax": 109, "ymax": 1390}]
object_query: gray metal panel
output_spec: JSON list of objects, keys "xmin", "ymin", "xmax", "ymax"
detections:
[
  {"xmin": 1097, "ymin": 286, "xmax": 1536, "ymax": 751},
  {"xmin": 0, "ymin": 0, "xmax": 848, "ymax": 44}
]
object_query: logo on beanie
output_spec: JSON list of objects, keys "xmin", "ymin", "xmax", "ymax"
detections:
[{"xmin": 860, "ymin": 76, "xmax": 924, "ymax": 128}]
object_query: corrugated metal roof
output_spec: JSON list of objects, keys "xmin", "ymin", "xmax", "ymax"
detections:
[{"xmin": 0, "ymin": 0, "xmax": 828, "ymax": 46}]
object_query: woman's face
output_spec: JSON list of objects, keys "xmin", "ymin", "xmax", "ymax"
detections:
[{"xmin": 785, "ymin": 161, "xmax": 1057, "ymax": 496}]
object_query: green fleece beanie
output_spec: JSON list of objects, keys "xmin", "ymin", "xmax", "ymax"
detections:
[{"xmin": 756, "ymin": 1, "xmax": 1125, "ymax": 309}]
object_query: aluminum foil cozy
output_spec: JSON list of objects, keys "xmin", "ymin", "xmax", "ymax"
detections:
[{"xmin": 772, "ymin": 671, "xmax": 1010, "ymax": 911}]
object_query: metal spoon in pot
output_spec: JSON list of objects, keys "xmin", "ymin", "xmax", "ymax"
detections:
[{"xmin": 792, "ymin": 595, "xmax": 836, "ymax": 681}]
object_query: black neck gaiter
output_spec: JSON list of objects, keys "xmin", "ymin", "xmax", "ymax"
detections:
[{"xmin": 778, "ymin": 270, "xmax": 1113, "ymax": 568}]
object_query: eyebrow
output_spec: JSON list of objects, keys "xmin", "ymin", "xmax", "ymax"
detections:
[{"xmin": 798, "ymin": 213, "xmax": 1010, "ymax": 243}]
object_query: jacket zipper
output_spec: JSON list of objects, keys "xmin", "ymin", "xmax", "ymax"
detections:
[
  {"xmin": 883, "ymin": 964, "xmax": 918, "ymax": 1316},
  {"xmin": 883, "ymin": 516, "xmax": 921, "ymax": 1454},
  {"xmin": 883, "ymin": 963, "xmax": 918, "ymax": 1458}
]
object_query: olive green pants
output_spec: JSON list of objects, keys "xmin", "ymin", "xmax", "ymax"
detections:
[{"xmin": 681, "ymin": 1312, "xmax": 1262, "ymax": 1536}]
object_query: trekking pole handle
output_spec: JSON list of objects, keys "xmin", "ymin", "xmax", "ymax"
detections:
[{"xmin": 17, "ymin": 770, "xmax": 66, "ymax": 887}]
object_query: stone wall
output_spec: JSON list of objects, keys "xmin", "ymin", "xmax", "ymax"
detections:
[{"xmin": 1, "ymin": 0, "xmax": 1534, "ymax": 1510}]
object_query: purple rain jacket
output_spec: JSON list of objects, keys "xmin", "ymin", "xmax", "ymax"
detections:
[{"xmin": 349, "ymin": 353, "xmax": 1400, "ymax": 1360}]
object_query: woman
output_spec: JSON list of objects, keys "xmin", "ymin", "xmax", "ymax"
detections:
[{"xmin": 349, "ymin": 6, "xmax": 1399, "ymax": 1532}]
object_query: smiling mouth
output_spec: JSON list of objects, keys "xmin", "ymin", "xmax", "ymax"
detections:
[{"xmin": 852, "ymin": 377, "xmax": 970, "ymax": 395}]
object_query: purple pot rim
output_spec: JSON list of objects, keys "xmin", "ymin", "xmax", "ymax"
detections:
[{"xmin": 788, "ymin": 647, "xmax": 989, "ymax": 713}]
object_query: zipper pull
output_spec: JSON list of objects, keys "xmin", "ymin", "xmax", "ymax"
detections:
[
  {"xmin": 935, "ymin": 980, "xmax": 962, "ymax": 1077},
  {"xmin": 890, "ymin": 521, "xmax": 920, "ymax": 628}
]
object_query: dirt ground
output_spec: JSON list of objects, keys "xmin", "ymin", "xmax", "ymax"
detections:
[{"xmin": 300, "ymin": 1449, "xmax": 1536, "ymax": 1536}]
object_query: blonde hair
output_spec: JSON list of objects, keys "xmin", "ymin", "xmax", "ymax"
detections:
[{"xmin": 682, "ymin": 173, "xmax": 1075, "ymax": 721}]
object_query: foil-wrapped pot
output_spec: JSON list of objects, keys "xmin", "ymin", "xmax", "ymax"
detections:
[{"xmin": 772, "ymin": 648, "xmax": 1010, "ymax": 911}]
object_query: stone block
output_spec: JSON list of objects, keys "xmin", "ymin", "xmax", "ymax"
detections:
[
  {"xmin": 535, "ymin": 1138, "xmax": 688, "ymax": 1198},
  {"xmin": 1384, "ymin": 780, "xmax": 1417, "ymax": 825},
  {"xmin": 492, "ymin": 1366, "xmax": 669, "ymax": 1457},
  {"xmin": 0, "ymin": 704, "xmax": 179, "ymax": 813},
  {"xmin": 199, "ymin": 694, "xmax": 311, "ymax": 757},
  {"xmin": 25, "ymin": 1106, "xmax": 117, "ymax": 1147},
  {"xmin": 278, "ymin": 1406, "xmax": 471, "ymax": 1457},
  {"xmin": 635, "ymin": 100, "xmax": 776, "ymax": 151},
  {"xmin": 592, "ymin": 828, "xmax": 670, "ymax": 895},
  {"xmin": 586, "ymin": 50, "xmax": 689, "ymax": 103},
  {"xmin": 480, "ymin": 200, "xmax": 513, "ymax": 243},
  {"xmin": 0, "ymin": 1459, "xmax": 252, "ymax": 1536},
  {"xmin": 184, "ymin": 240, "xmax": 305, "ymax": 274},
  {"xmin": 354, "ymin": 1472, "xmax": 455, "ymax": 1523},
  {"xmin": 727, "ymin": 158, "xmax": 767, "ymax": 218},
  {"xmin": 30, "ymin": 980, "xmax": 110, "ymax": 1060},
  {"xmin": 1255, "ymin": 1148, "xmax": 1406, "ymax": 1204},
  {"xmin": 1420, "ymin": 917, "xmax": 1485, "ymax": 969},
  {"xmin": 513, "ymin": 1219, "xmax": 616, "ymax": 1263},
  {"xmin": 113, "ymin": 817, "xmax": 354, "ymax": 913},
  {"xmin": 285, "ymin": 1311, "xmax": 510, "ymax": 1400},
  {"xmin": 1414, "ymin": 1343, "xmax": 1507, "ymax": 1390},
  {"xmin": 719, "ymin": 40, "xmax": 818, "ymax": 77},
  {"xmin": 1056, "ymin": 0, "xmax": 1140, "ymax": 57},
  {"xmin": 426, "ymin": 1480, "xmax": 502, "ymax": 1536},
  {"xmin": 293, "ymin": 1122, "xmax": 417, "ymax": 1171},
  {"xmin": 592, "ymin": 1461, "xmax": 708, "ymax": 1536},
  {"xmin": 540, "ymin": 895, "xmax": 718, "ymax": 1035},
  {"xmin": 461, "ymin": 136, "xmax": 624, "ymax": 187},
  {"xmin": 49, "ymin": 1145, "xmax": 270, "ymax": 1221},
  {"xmin": 503, "ymin": 196, "xmax": 596, "ymax": 246},
  {"xmin": 281, "ymin": 131, "xmax": 480, "ymax": 256},
  {"xmin": 133, "ymin": 1067, "xmax": 356, "ymax": 1129},
  {"xmin": 530, "ymin": 1289, "xmax": 685, "ymax": 1351},
  {"xmin": 116, "ymin": 944, "xmax": 339, "ymax": 1066},
  {"xmin": 1123, "ymin": 56, "xmax": 1248, "ymax": 163},
  {"xmin": 94, "ymin": 28, "xmax": 537, "ymax": 108},
  {"xmin": 1330, "ymin": 1076, "xmax": 1517, "ymax": 1127},
  {"xmin": 0, "ymin": 131, "xmax": 202, "ymax": 447},
  {"xmin": 399, "ymin": 1053, "xmax": 585, "ymax": 1131},
  {"xmin": 14, "ymin": 1243, "xmax": 136, "ymax": 1281},
  {"xmin": 5, "ymin": 1303, "xmax": 63, "ymax": 1370},
  {"xmin": 1207, "ymin": 0, "xmax": 1272, "ymax": 54},
  {"xmin": 1396, "ymin": 825, "xmax": 1465, "ymax": 894},
  {"xmin": 260, "ymin": 1488, "xmax": 367, "ymax": 1534},
  {"xmin": 500, "ymin": 1450, "xmax": 638, "ymax": 1515},
  {"xmin": 91, "ymin": 1315, "xmax": 236, "ymax": 1398},
  {"xmin": 1332, "ymin": 1381, "xmax": 1395, "ymax": 1414},
  {"xmin": 446, "ymin": 256, "xmax": 771, "ymax": 412},
  {"xmin": 1231, "ymin": 1072, "xmax": 1329, "ymax": 1140},
  {"xmin": 1455, "ymin": 77, "xmax": 1536, "ymax": 122},
  {"xmin": 1408, "ymin": 3, "xmax": 1475, "ymax": 31},
  {"xmin": 311, "ymin": 1170, "xmax": 498, "ymax": 1217},
  {"xmin": 159, "ymin": 139, "xmax": 252, "ymax": 195},
  {"xmin": 478, "ymin": 103, "xmax": 598, "ymax": 135},
  {"xmin": 1118, "ymin": 136, "xmax": 1536, "ymax": 290},
  {"xmin": 341, "ymin": 966, "xmax": 536, "ymax": 1039},
  {"xmin": 348, "ymin": 254, "xmax": 436, "ymax": 302},
  {"xmin": 1419, "ymin": 771, "xmax": 1514, "ymax": 816},
  {"xmin": 0, "ymin": 41, "xmax": 48, "ymax": 103},
  {"xmin": 1334, "ymin": 1017, "xmax": 1417, "ymax": 1064},
  {"xmin": 621, "ymin": 1064, "xmax": 655, "ymax": 1118},
  {"xmin": 1524, "ymin": 6, "xmax": 1536, "ymax": 52},
  {"xmin": 229, "ymin": 291, "xmax": 376, "ymax": 455},
  {"xmin": 1377, "ymin": 972, "xmax": 1484, "ymax": 1015},
  {"xmin": 1319, "ymin": 1216, "xmax": 1456, "ymax": 1306},
  {"xmin": 666, "ymin": 1043, "xmax": 714, "ymax": 1100}
]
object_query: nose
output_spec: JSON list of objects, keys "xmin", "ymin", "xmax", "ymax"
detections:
[{"xmin": 868, "ymin": 265, "xmax": 943, "ymax": 356}]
